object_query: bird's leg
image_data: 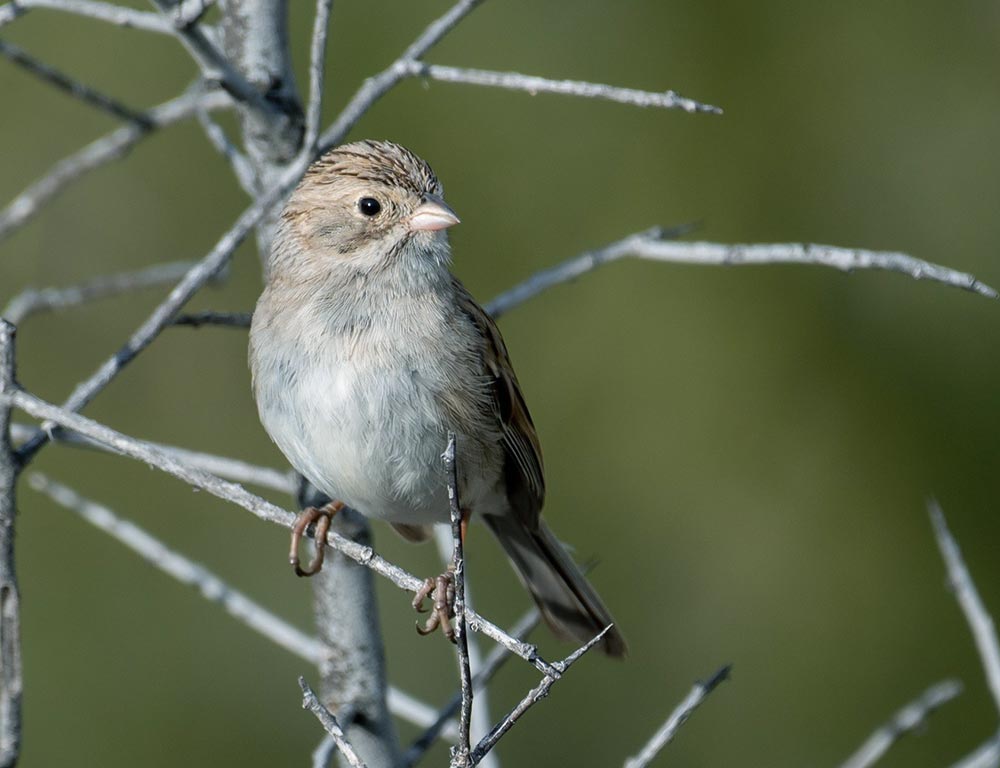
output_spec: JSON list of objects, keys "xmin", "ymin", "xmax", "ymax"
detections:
[
  {"xmin": 289, "ymin": 500, "xmax": 344, "ymax": 577},
  {"xmin": 412, "ymin": 507, "xmax": 471, "ymax": 642}
]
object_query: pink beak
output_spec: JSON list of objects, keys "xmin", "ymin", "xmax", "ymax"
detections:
[{"xmin": 407, "ymin": 194, "xmax": 460, "ymax": 232}]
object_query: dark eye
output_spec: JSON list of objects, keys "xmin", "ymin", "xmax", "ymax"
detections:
[{"xmin": 358, "ymin": 197, "xmax": 382, "ymax": 217}]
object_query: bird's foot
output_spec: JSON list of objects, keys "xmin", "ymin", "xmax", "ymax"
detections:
[
  {"xmin": 412, "ymin": 566, "xmax": 456, "ymax": 642},
  {"xmin": 289, "ymin": 500, "xmax": 344, "ymax": 577}
]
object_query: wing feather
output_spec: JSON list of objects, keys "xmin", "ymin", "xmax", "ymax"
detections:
[{"xmin": 453, "ymin": 279, "xmax": 545, "ymax": 527}]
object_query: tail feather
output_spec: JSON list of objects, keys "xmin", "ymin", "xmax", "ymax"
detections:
[{"xmin": 482, "ymin": 513, "xmax": 627, "ymax": 658}]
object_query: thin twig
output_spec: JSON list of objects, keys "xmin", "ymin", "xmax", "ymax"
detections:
[
  {"xmin": 443, "ymin": 434, "xmax": 473, "ymax": 768},
  {"xmin": 0, "ymin": 0, "xmax": 176, "ymax": 32},
  {"xmin": 195, "ymin": 111, "xmax": 256, "ymax": 195},
  {"xmin": 149, "ymin": 0, "xmax": 277, "ymax": 120},
  {"xmin": 486, "ymin": 229, "xmax": 997, "ymax": 318},
  {"xmin": 172, "ymin": 311, "xmax": 252, "ymax": 328},
  {"xmin": 299, "ymin": 678, "xmax": 368, "ymax": 768},
  {"xmin": 2, "ymin": 387, "xmax": 560, "ymax": 676},
  {"xmin": 28, "ymin": 472, "xmax": 325, "ymax": 660},
  {"xmin": 927, "ymin": 500, "xmax": 1000, "ymax": 712},
  {"xmin": 468, "ymin": 626, "xmax": 611, "ymax": 766},
  {"xmin": 10, "ymin": 422, "xmax": 295, "ymax": 494},
  {"xmin": 25, "ymin": 471, "xmax": 449, "ymax": 734},
  {"xmin": 403, "ymin": 62, "xmax": 721, "ymax": 114},
  {"xmin": 403, "ymin": 608, "xmax": 540, "ymax": 767},
  {"xmin": 623, "ymin": 665, "xmax": 731, "ymax": 768},
  {"xmin": 0, "ymin": 40, "xmax": 151, "ymax": 125},
  {"xmin": 930, "ymin": 502, "xmax": 1000, "ymax": 718},
  {"xmin": 168, "ymin": 0, "xmax": 215, "ymax": 28},
  {"xmin": 950, "ymin": 733, "xmax": 1000, "ymax": 768},
  {"xmin": 0, "ymin": 321, "xmax": 22, "ymax": 768},
  {"xmin": 2, "ymin": 261, "xmax": 197, "ymax": 324},
  {"xmin": 302, "ymin": 0, "xmax": 335, "ymax": 156},
  {"xmin": 0, "ymin": 85, "xmax": 231, "ymax": 243},
  {"xmin": 317, "ymin": 0, "xmax": 487, "ymax": 152},
  {"xmin": 432, "ymin": 525, "xmax": 497, "ymax": 768},
  {"xmin": 838, "ymin": 679, "xmax": 963, "ymax": 768}
]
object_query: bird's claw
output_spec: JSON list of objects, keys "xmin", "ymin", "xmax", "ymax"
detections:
[
  {"xmin": 413, "ymin": 568, "xmax": 456, "ymax": 642},
  {"xmin": 289, "ymin": 501, "xmax": 344, "ymax": 577}
]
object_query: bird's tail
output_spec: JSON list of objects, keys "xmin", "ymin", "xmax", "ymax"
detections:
[{"xmin": 481, "ymin": 513, "xmax": 627, "ymax": 658}]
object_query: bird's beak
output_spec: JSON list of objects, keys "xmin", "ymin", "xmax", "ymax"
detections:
[{"xmin": 407, "ymin": 194, "xmax": 460, "ymax": 232}]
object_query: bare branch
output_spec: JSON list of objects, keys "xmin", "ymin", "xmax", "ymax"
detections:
[
  {"xmin": 10, "ymin": 421, "xmax": 295, "ymax": 493},
  {"xmin": 2, "ymin": 387, "xmax": 561, "ymax": 675},
  {"xmin": 0, "ymin": 0, "xmax": 176, "ymax": 33},
  {"xmin": 0, "ymin": 321, "xmax": 22, "ymax": 768},
  {"xmin": 302, "ymin": 0, "xmax": 335, "ymax": 156},
  {"xmin": 0, "ymin": 40, "xmax": 151, "ymax": 125},
  {"xmin": 28, "ymin": 472, "xmax": 325, "ymax": 661},
  {"xmin": 402, "ymin": 62, "xmax": 721, "ymax": 114},
  {"xmin": 486, "ymin": 228, "xmax": 998, "ymax": 318},
  {"xmin": 2, "ymin": 261, "xmax": 197, "ymax": 324},
  {"xmin": 838, "ymin": 679, "xmax": 962, "ymax": 768},
  {"xmin": 930, "ymin": 502, "xmax": 1000, "ymax": 718},
  {"xmin": 149, "ymin": 0, "xmax": 279, "ymax": 119},
  {"xmin": 26, "ymin": 471, "xmax": 450, "ymax": 735},
  {"xmin": 443, "ymin": 434, "xmax": 473, "ymax": 768},
  {"xmin": 432, "ymin": 526, "xmax": 498, "ymax": 768},
  {"xmin": 623, "ymin": 665, "xmax": 731, "ymax": 768},
  {"xmin": 0, "ymin": 86, "xmax": 231, "ymax": 243},
  {"xmin": 299, "ymin": 678, "xmax": 368, "ymax": 768},
  {"xmin": 168, "ymin": 0, "xmax": 216, "ymax": 28},
  {"xmin": 951, "ymin": 734, "xmax": 1000, "ymax": 768},
  {"xmin": 172, "ymin": 310, "xmax": 252, "ymax": 328},
  {"xmin": 468, "ymin": 626, "xmax": 611, "ymax": 766},
  {"xmin": 403, "ymin": 608, "xmax": 539, "ymax": 767},
  {"xmin": 317, "ymin": 0, "xmax": 487, "ymax": 152},
  {"xmin": 195, "ymin": 111, "xmax": 257, "ymax": 195}
]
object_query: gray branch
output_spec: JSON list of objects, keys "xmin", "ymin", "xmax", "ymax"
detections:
[
  {"xmin": 172, "ymin": 311, "xmax": 252, "ymax": 328},
  {"xmin": 443, "ymin": 435, "xmax": 473, "ymax": 768},
  {"xmin": 403, "ymin": 608, "xmax": 539, "ymax": 767},
  {"xmin": 0, "ymin": 0, "xmax": 176, "ymax": 32},
  {"xmin": 487, "ymin": 228, "xmax": 997, "ymax": 318},
  {"xmin": 195, "ymin": 111, "xmax": 257, "ymax": 195},
  {"xmin": 930, "ymin": 502, "xmax": 1000, "ymax": 718},
  {"xmin": 951, "ymin": 734, "xmax": 1000, "ymax": 768},
  {"xmin": 301, "ymin": 0, "xmax": 334, "ymax": 156},
  {"xmin": 0, "ymin": 39, "xmax": 151, "ymax": 124},
  {"xmin": 0, "ymin": 85, "xmax": 232, "ymax": 243},
  {"xmin": 25, "ymin": 471, "xmax": 455, "ymax": 737},
  {"xmin": 300, "ymin": 678, "xmax": 369, "ymax": 768},
  {"xmin": 2, "ymin": 260, "xmax": 198, "ymax": 324},
  {"xmin": 317, "ymin": 0, "xmax": 487, "ymax": 153},
  {"xmin": 0, "ymin": 321, "xmax": 22, "ymax": 768},
  {"xmin": 151, "ymin": 0, "xmax": 280, "ymax": 120},
  {"xmin": 623, "ymin": 665, "xmax": 731, "ymax": 768},
  {"xmin": 838, "ymin": 679, "xmax": 963, "ymax": 768},
  {"xmin": 10, "ymin": 422, "xmax": 296, "ymax": 494},
  {"xmin": 468, "ymin": 627, "xmax": 611, "ymax": 766},
  {"xmin": 401, "ymin": 62, "xmax": 721, "ymax": 114},
  {"xmin": 431, "ymin": 526, "xmax": 498, "ymax": 768}
]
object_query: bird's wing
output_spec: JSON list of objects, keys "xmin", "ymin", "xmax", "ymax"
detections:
[{"xmin": 453, "ymin": 278, "xmax": 545, "ymax": 528}]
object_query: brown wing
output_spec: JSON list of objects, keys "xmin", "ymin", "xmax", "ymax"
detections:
[{"xmin": 453, "ymin": 279, "xmax": 545, "ymax": 528}]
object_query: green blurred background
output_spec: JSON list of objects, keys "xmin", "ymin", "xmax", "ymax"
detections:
[{"xmin": 2, "ymin": 1, "xmax": 999, "ymax": 765}]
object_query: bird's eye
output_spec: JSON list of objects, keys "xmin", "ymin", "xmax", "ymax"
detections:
[{"xmin": 358, "ymin": 197, "xmax": 382, "ymax": 217}]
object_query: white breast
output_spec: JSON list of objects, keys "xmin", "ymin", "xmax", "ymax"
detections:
[{"xmin": 250, "ymin": 288, "xmax": 503, "ymax": 525}]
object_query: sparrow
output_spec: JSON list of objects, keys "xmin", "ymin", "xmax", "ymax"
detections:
[{"xmin": 249, "ymin": 140, "xmax": 626, "ymax": 657}]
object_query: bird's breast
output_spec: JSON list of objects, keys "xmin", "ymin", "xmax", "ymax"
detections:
[{"xmin": 251, "ymin": 294, "xmax": 500, "ymax": 524}]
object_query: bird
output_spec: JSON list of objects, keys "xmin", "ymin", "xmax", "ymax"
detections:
[{"xmin": 249, "ymin": 139, "xmax": 626, "ymax": 657}]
